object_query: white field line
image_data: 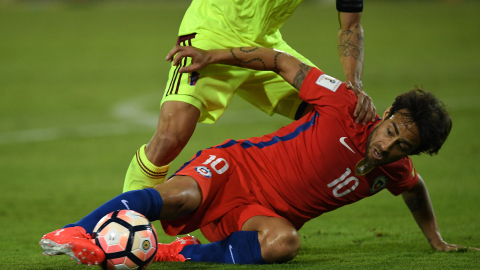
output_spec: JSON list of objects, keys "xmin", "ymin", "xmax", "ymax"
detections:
[
  {"xmin": 0, "ymin": 123, "xmax": 145, "ymax": 145},
  {"xmin": 0, "ymin": 93, "xmax": 282, "ymax": 145},
  {"xmin": 0, "ymin": 94, "xmax": 479, "ymax": 145}
]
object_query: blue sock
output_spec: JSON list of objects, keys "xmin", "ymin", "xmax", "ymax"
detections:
[
  {"xmin": 180, "ymin": 231, "xmax": 266, "ymax": 264},
  {"xmin": 64, "ymin": 188, "xmax": 163, "ymax": 234}
]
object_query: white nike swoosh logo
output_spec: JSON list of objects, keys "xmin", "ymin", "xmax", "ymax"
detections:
[
  {"xmin": 229, "ymin": 245, "xmax": 236, "ymax": 264},
  {"xmin": 121, "ymin": 200, "xmax": 130, "ymax": 210},
  {"xmin": 340, "ymin": 137, "xmax": 355, "ymax": 154}
]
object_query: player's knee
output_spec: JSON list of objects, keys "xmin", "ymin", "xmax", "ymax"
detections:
[
  {"xmin": 158, "ymin": 185, "xmax": 188, "ymax": 208},
  {"xmin": 155, "ymin": 176, "xmax": 201, "ymax": 219},
  {"xmin": 154, "ymin": 106, "xmax": 197, "ymax": 151},
  {"xmin": 147, "ymin": 131, "xmax": 189, "ymax": 165},
  {"xmin": 261, "ymin": 230, "xmax": 301, "ymax": 263},
  {"xmin": 156, "ymin": 130, "xmax": 188, "ymax": 151}
]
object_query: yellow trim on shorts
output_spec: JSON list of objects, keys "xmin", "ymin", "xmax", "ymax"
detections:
[{"xmin": 161, "ymin": 94, "xmax": 204, "ymax": 114}]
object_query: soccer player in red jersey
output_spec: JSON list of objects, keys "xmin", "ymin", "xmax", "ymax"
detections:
[
  {"xmin": 123, "ymin": 0, "xmax": 374, "ymax": 193},
  {"xmin": 40, "ymin": 46, "xmax": 478, "ymax": 266}
]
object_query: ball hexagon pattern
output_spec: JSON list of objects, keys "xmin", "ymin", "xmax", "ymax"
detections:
[{"xmin": 93, "ymin": 210, "xmax": 158, "ymax": 270}]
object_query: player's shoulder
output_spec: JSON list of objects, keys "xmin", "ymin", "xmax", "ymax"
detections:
[
  {"xmin": 299, "ymin": 67, "xmax": 357, "ymax": 119},
  {"xmin": 302, "ymin": 68, "xmax": 353, "ymax": 97}
]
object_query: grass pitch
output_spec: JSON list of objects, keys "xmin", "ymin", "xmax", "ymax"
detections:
[{"xmin": 1, "ymin": 0, "xmax": 479, "ymax": 269}]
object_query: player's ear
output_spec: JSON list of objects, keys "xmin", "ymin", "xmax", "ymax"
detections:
[{"xmin": 382, "ymin": 106, "xmax": 392, "ymax": 120}]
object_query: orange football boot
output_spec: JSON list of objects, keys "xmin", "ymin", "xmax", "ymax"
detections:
[
  {"xmin": 155, "ymin": 235, "xmax": 201, "ymax": 262},
  {"xmin": 40, "ymin": 226, "xmax": 105, "ymax": 267}
]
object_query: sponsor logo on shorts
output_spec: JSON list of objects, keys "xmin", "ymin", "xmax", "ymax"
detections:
[
  {"xmin": 188, "ymin": 71, "xmax": 200, "ymax": 86},
  {"xmin": 195, "ymin": 166, "xmax": 212, "ymax": 178},
  {"xmin": 370, "ymin": 175, "xmax": 388, "ymax": 193},
  {"xmin": 315, "ymin": 74, "xmax": 342, "ymax": 92}
]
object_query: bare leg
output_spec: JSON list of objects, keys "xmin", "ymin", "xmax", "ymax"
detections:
[
  {"xmin": 242, "ymin": 216, "xmax": 301, "ymax": 263},
  {"xmin": 154, "ymin": 175, "xmax": 202, "ymax": 220},
  {"xmin": 123, "ymin": 101, "xmax": 201, "ymax": 192},
  {"xmin": 147, "ymin": 101, "xmax": 201, "ymax": 166}
]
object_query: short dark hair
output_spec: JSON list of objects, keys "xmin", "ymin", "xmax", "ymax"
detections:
[{"xmin": 387, "ymin": 88, "xmax": 452, "ymax": 156}]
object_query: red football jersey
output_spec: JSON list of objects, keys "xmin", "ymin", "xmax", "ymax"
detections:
[{"xmin": 213, "ymin": 67, "xmax": 419, "ymax": 230}]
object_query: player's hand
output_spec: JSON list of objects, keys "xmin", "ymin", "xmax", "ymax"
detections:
[
  {"xmin": 431, "ymin": 240, "xmax": 480, "ymax": 252},
  {"xmin": 346, "ymin": 81, "xmax": 376, "ymax": 125},
  {"xmin": 166, "ymin": 45, "xmax": 210, "ymax": 73}
]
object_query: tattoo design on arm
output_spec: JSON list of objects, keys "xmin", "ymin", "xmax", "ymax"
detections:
[
  {"xmin": 404, "ymin": 190, "xmax": 424, "ymax": 212},
  {"xmin": 230, "ymin": 47, "xmax": 267, "ymax": 70},
  {"xmin": 239, "ymin": 47, "xmax": 260, "ymax": 53},
  {"xmin": 338, "ymin": 25, "xmax": 364, "ymax": 59},
  {"xmin": 292, "ymin": 63, "xmax": 312, "ymax": 89},
  {"xmin": 273, "ymin": 51, "xmax": 281, "ymax": 70}
]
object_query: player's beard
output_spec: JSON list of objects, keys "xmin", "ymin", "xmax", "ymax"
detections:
[{"xmin": 365, "ymin": 125, "xmax": 388, "ymax": 166}]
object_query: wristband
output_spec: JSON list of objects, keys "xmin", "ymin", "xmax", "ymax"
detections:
[{"xmin": 336, "ymin": 0, "xmax": 363, "ymax": 13}]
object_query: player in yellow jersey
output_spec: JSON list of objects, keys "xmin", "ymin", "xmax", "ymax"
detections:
[{"xmin": 123, "ymin": 0, "xmax": 374, "ymax": 192}]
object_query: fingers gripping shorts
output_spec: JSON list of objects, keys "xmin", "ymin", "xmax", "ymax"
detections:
[
  {"xmin": 161, "ymin": 33, "xmax": 316, "ymax": 123},
  {"xmin": 160, "ymin": 148, "xmax": 282, "ymax": 242}
]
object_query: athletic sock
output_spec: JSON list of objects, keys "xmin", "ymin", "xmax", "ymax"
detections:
[
  {"xmin": 63, "ymin": 188, "xmax": 163, "ymax": 234},
  {"xmin": 180, "ymin": 231, "xmax": 266, "ymax": 264},
  {"xmin": 123, "ymin": 144, "xmax": 170, "ymax": 192}
]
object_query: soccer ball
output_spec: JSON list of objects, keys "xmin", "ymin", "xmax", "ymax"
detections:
[{"xmin": 93, "ymin": 210, "xmax": 158, "ymax": 270}]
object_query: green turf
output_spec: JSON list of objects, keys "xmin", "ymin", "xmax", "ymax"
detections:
[{"xmin": 1, "ymin": 0, "xmax": 479, "ymax": 269}]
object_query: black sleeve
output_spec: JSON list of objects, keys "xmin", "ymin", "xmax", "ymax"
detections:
[{"xmin": 336, "ymin": 0, "xmax": 363, "ymax": 13}]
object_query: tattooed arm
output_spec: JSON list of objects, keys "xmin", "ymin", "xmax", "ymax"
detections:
[
  {"xmin": 338, "ymin": 12, "xmax": 376, "ymax": 125},
  {"xmin": 338, "ymin": 12, "xmax": 363, "ymax": 90},
  {"xmin": 166, "ymin": 46, "xmax": 312, "ymax": 90},
  {"xmin": 402, "ymin": 174, "xmax": 477, "ymax": 251}
]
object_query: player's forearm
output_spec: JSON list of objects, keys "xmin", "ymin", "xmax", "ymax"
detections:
[
  {"xmin": 208, "ymin": 47, "xmax": 282, "ymax": 72},
  {"xmin": 402, "ymin": 178, "xmax": 444, "ymax": 249},
  {"xmin": 212, "ymin": 47, "xmax": 303, "ymax": 77},
  {"xmin": 167, "ymin": 45, "xmax": 310, "ymax": 90},
  {"xmin": 337, "ymin": 12, "xmax": 364, "ymax": 86},
  {"xmin": 207, "ymin": 47, "xmax": 305, "ymax": 87}
]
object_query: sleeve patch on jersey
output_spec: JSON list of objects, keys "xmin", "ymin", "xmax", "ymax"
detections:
[{"xmin": 315, "ymin": 74, "xmax": 342, "ymax": 92}]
